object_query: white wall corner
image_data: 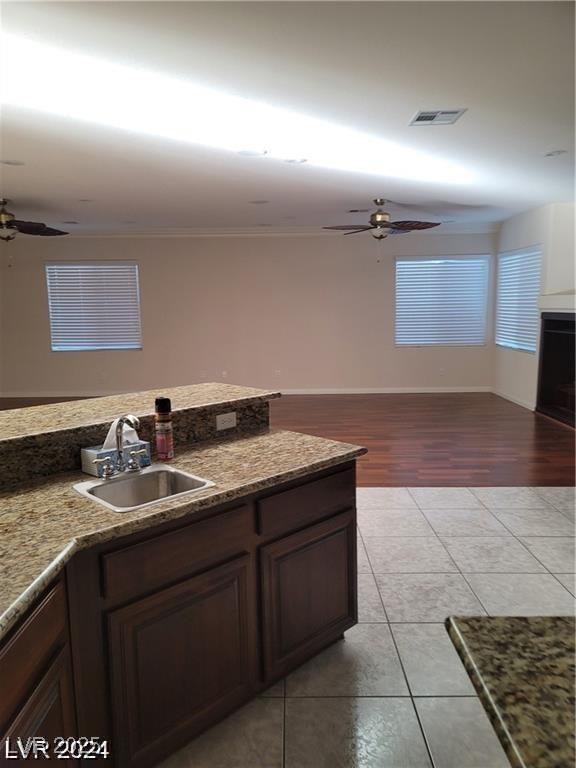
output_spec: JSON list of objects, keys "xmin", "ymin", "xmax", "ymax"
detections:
[{"xmin": 492, "ymin": 389, "xmax": 536, "ymax": 412}]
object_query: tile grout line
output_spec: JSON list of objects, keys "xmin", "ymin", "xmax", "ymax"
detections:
[
  {"xmin": 356, "ymin": 486, "xmax": 573, "ymax": 763},
  {"xmin": 406, "ymin": 486, "xmax": 575, "ymax": 608},
  {"xmin": 358, "ymin": 505, "xmax": 438, "ymax": 768},
  {"xmin": 531, "ymin": 487, "xmax": 576, "ymax": 519},
  {"xmin": 360, "ymin": 487, "xmax": 493, "ymax": 617},
  {"xmin": 405, "ymin": 487, "xmax": 493, "ymax": 617},
  {"xmin": 469, "ymin": 489, "xmax": 576, "ymax": 588},
  {"xmin": 282, "ymin": 693, "xmax": 479, "ymax": 699},
  {"xmin": 551, "ymin": 573, "xmax": 576, "ymax": 593}
]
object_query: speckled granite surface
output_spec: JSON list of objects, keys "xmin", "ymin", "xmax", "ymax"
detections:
[
  {"xmin": 0, "ymin": 428, "xmax": 365, "ymax": 641},
  {"xmin": 447, "ymin": 616, "xmax": 575, "ymax": 768},
  {"xmin": 0, "ymin": 383, "xmax": 278, "ymax": 489},
  {"xmin": 0, "ymin": 383, "xmax": 280, "ymax": 440}
]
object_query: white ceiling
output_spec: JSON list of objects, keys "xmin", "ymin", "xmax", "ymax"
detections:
[{"xmin": 0, "ymin": 1, "xmax": 574, "ymax": 235}]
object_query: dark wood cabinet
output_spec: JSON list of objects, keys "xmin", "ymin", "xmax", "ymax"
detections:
[
  {"xmin": 260, "ymin": 509, "xmax": 357, "ymax": 681},
  {"xmin": 0, "ymin": 579, "xmax": 77, "ymax": 764},
  {"xmin": 107, "ymin": 555, "xmax": 256, "ymax": 767},
  {"xmin": 5, "ymin": 462, "xmax": 357, "ymax": 768},
  {"xmin": 256, "ymin": 466, "xmax": 355, "ymax": 538},
  {"xmin": 100, "ymin": 504, "xmax": 252, "ymax": 603},
  {"xmin": 2, "ymin": 648, "xmax": 77, "ymax": 760}
]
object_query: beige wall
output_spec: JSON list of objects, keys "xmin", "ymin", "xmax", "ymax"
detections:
[
  {"xmin": 494, "ymin": 203, "xmax": 575, "ymax": 410},
  {"xmin": 542, "ymin": 203, "xmax": 576, "ymax": 306},
  {"xmin": 0, "ymin": 231, "xmax": 495, "ymax": 397}
]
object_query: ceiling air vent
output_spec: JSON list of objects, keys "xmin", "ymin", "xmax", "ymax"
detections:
[{"xmin": 410, "ymin": 109, "xmax": 467, "ymax": 126}]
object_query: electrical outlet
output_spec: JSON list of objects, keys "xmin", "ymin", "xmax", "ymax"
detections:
[{"xmin": 216, "ymin": 411, "xmax": 237, "ymax": 431}]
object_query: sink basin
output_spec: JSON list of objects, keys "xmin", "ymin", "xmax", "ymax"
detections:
[{"xmin": 73, "ymin": 463, "xmax": 214, "ymax": 513}]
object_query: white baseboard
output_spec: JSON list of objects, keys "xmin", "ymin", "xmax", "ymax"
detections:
[
  {"xmin": 280, "ymin": 386, "xmax": 493, "ymax": 395},
  {"xmin": 492, "ymin": 390, "xmax": 535, "ymax": 412}
]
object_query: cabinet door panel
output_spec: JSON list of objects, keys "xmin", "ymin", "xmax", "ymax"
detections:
[
  {"xmin": 261, "ymin": 509, "xmax": 357, "ymax": 681},
  {"xmin": 0, "ymin": 581, "xmax": 67, "ymax": 732},
  {"xmin": 1, "ymin": 648, "xmax": 77, "ymax": 761},
  {"xmin": 107, "ymin": 556, "xmax": 255, "ymax": 768}
]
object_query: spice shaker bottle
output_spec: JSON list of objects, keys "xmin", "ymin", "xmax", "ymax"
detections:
[{"xmin": 154, "ymin": 397, "xmax": 174, "ymax": 461}]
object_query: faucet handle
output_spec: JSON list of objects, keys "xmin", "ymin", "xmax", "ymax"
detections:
[
  {"xmin": 126, "ymin": 448, "xmax": 148, "ymax": 473},
  {"xmin": 93, "ymin": 456, "xmax": 116, "ymax": 479}
]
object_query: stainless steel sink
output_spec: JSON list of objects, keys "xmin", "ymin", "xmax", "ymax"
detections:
[{"xmin": 73, "ymin": 464, "xmax": 214, "ymax": 513}]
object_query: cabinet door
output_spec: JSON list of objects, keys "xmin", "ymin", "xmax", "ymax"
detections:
[
  {"xmin": 1, "ymin": 648, "xmax": 77, "ymax": 762},
  {"xmin": 107, "ymin": 555, "xmax": 255, "ymax": 768},
  {"xmin": 260, "ymin": 509, "xmax": 357, "ymax": 682}
]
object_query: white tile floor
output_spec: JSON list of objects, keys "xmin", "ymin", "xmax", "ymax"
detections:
[{"xmin": 161, "ymin": 486, "xmax": 575, "ymax": 768}]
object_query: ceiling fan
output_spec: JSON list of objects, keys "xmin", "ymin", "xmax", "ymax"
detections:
[
  {"xmin": 0, "ymin": 199, "xmax": 69, "ymax": 242},
  {"xmin": 324, "ymin": 198, "xmax": 441, "ymax": 240}
]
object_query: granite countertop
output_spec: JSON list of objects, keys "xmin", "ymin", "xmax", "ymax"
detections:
[
  {"xmin": 447, "ymin": 616, "xmax": 575, "ymax": 768},
  {"xmin": 0, "ymin": 428, "xmax": 365, "ymax": 641},
  {"xmin": 0, "ymin": 382, "xmax": 280, "ymax": 441}
]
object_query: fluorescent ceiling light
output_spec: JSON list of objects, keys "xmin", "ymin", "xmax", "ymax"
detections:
[{"xmin": 0, "ymin": 34, "xmax": 473, "ymax": 184}]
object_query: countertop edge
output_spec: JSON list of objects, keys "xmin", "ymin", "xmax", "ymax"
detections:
[
  {"xmin": 446, "ymin": 617, "xmax": 527, "ymax": 768},
  {"xmin": 0, "ymin": 444, "xmax": 364, "ymax": 642},
  {"xmin": 0, "ymin": 388, "xmax": 282, "ymax": 443}
]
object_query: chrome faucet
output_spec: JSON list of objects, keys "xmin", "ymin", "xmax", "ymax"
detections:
[{"xmin": 115, "ymin": 414, "xmax": 140, "ymax": 472}]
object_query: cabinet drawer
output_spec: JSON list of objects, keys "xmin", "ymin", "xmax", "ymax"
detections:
[
  {"xmin": 101, "ymin": 505, "xmax": 252, "ymax": 602},
  {"xmin": 257, "ymin": 466, "xmax": 355, "ymax": 538},
  {"xmin": 0, "ymin": 580, "xmax": 67, "ymax": 731}
]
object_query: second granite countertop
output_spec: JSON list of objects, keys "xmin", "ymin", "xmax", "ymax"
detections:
[
  {"xmin": 447, "ymin": 615, "xmax": 575, "ymax": 768},
  {"xmin": 0, "ymin": 428, "xmax": 365, "ymax": 642}
]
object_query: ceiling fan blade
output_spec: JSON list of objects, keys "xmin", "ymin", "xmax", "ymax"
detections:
[
  {"xmin": 37, "ymin": 226, "xmax": 69, "ymax": 237},
  {"xmin": 13, "ymin": 220, "xmax": 68, "ymax": 236},
  {"xmin": 323, "ymin": 225, "xmax": 372, "ymax": 231},
  {"xmin": 389, "ymin": 220, "xmax": 441, "ymax": 231},
  {"xmin": 12, "ymin": 220, "xmax": 46, "ymax": 234},
  {"xmin": 344, "ymin": 227, "xmax": 374, "ymax": 235}
]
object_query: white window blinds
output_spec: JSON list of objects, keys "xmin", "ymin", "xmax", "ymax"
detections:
[
  {"xmin": 495, "ymin": 250, "xmax": 541, "ymax": 353},
  {"xmin": 45, "ymin": 262, "xmax": 142, "ymax": 351},
  {"xmin": 395, "ymin": 257, "xmax": 489, "ymax": 346}
]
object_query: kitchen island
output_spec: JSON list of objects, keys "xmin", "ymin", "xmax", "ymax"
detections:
[{"xmin": 0, "ymin": 383, "xmax": 366, "ymax": 767}]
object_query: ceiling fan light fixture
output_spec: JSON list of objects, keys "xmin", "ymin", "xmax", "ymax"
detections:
[
  {"xmin": 0, "ymin": 198, "xmax": 68, "ymax": 240},
  {"xmin": 0, "ymin": 204, "xmax": 15, "ymax": 226},
  {"xmin": 324, "ymin": 198, "xmax": 442, "ymax": 238},
  {"xmin": 0, "ymin": 199, "xmax": 17, "ymax": 241}
]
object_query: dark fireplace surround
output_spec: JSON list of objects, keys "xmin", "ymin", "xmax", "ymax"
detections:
[{"xmin": 536, "ymin": 312, "xmax": 575, "ymax": 427}]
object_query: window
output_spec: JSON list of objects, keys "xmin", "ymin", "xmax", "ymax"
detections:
[
  {"xmin": 45, "ymin": 262, "xmax": 142, "ymax": 351},
  {"xmin": 395, "ymin": 257, "xmax": 489, "ymax": 346},
  {"xmin": 495, "ymin": 249, "xmax": 541, "ymax": 353}
]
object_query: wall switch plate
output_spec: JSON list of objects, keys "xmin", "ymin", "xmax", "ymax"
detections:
[{"xmin": 216, "ymin": 411, "xmax": 237, "ymax": 431}]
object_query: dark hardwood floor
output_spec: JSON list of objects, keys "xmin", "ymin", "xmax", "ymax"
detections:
[
  {"xmin": 1, "ymin": 393, "xmax": 573, "ymax": 487},
  {"xmin": 271, "ymin": 393, "xmax": 575, "ymax": 487}
]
